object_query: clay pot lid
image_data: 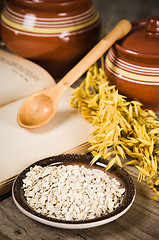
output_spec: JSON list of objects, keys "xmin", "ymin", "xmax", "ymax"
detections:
[{"xmin": 114, "ymin": 16, "xmax": 159, "ymax": 63}]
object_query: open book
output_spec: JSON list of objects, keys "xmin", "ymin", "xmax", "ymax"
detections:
[{"xmin": 0, "ymin": 49, "xmax": 92, "ymax": 196}]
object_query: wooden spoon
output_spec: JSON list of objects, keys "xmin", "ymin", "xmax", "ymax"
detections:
[{"xmin": 17, "ymin": 19, "xmax": 132, "ymax": 129}]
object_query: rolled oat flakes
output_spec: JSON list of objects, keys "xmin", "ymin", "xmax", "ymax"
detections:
[{"xmin": 23, "ymin": 164, "xmax": 125, "ymax": 221}]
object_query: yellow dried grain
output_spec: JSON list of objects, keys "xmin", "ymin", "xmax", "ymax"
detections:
[
  {"xmin": 70, "ymin": 58, "xmax": 159, "ymax": 200},
  {"xmin": 155, "ymin": 179, "xmax": 159, "ymax": 185},
  {"xmin": 136, "ymin": 166, "xmax": 150, "ymax": 177},
  {"xmin": 117, "ymin": 145, "xmax": 126, "ymax": 159},
  {"xmin": 128, "ymin": 104, "xmax": 133, "ymax": 120},
  {"xmin": 152, "ymin": 195, "xmax": 159, "ymax": 201},
  {"xmin": 149, "ymin": 139, "xmax": 154, "ymax": 155},
  {"xmin": 115, "ymin": 155, "xmax": 122, "ymax": 167},
  {"xmin": 128, "ymin": 138, "xmax": 139, "ymax": 144},
  {"xmin": 155, "ymin": 191, "xmax": 159, "ymax": 197},
  {"xmin": 149, "ymin": 128, "xmax": 159, "ymax": 134},
  {"xmin": 105, "ymin": 157, "xmax": 116, "ymax": 171},
  {"xmin": 121, "ymin": 145, "xmax": 133, "ymax": 155},
  {"xmin": 151, "ymin": 156, "xmax": 157, "ymax": 172},
  {"xmin": 144, "ymin": 157, "xmax": 151, "ymax": 166},
  {"xmin": 148, "ymin": 183, "xmax": 154, "ymax": 189},
  {"xmin": 148, "ymin": 110, "xmax": 157, "ymax": 118},
  {"xmin": 103, "ymin": 151, "xmax": 112, "ymax": 160},
  {"xmin": 137, "ymin": 138, "xmax": 150, "ymax": 146},
  {"xmin": 125, "ymin": 160, "xmax": 138, "ymax": 165},
  {"xmin": 90, "ymin": 153, "xmax": 102, "ymax": 165}
]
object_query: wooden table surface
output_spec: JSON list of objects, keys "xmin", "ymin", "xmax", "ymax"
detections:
[{"xmin": 0, "ymin": 163, "xmax": 159, "ymax": 240}]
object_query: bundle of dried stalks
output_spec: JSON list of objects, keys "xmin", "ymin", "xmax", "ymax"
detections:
[{"xmin": 70, "ymin": 58, "xmax": 159, "ymax": 200}]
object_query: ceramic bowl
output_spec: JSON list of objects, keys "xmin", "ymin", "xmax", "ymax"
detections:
[
  {"xmin": 12, "ymin": 154, "xmax": 135, "ymax": 229},
  {"xmin": 105, "ymin": 16, "xmax": 159, "ymax": 110},
  {"xmin": 1, "ymin": 0, "xmax": 101, "ymax": 78}
]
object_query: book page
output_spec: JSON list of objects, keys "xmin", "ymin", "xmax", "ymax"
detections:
[
  {"xmin": 0, "ymin": 49, "xmax": 55, "ymax": 107},
  {"xmin": 0, "ymin": 88, "xmax": 93, "ymax": 183}
]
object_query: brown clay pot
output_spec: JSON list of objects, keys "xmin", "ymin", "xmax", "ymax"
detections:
[
  {"xmin": 105, "ymin": 16, "xmax": 159, "ymax": 110},
  {"xmin": 1, "ymin": 0, "xmax": 101, "ymax": 78}
]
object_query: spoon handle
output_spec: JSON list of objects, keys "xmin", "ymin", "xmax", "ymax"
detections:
[{"xmin": 56, "ymin": 19, "xmax": 131, "ymax": 92}]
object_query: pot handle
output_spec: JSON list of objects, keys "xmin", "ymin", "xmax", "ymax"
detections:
[{"xmin": 146, "ymin": 16, "xmax": 159, "ymax": 34}]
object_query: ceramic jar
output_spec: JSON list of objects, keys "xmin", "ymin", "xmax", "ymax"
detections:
[
  {"xmin": 105, "ymin": 16, "xmax": 159, "ymax": 110},
  {"xmin": 1, "ymin": 0, "xmax": 101, "ymax": 78}
]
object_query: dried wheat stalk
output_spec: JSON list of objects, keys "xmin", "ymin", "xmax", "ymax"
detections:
[{"xmin": 70, "ymin": 58, "xmax": 159, "ymax": 200}]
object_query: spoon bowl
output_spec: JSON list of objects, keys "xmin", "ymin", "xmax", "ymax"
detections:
[
  {"xmin": 17, "ymin": 93, "xmax": 54, "ymax": 128},
  {"xmin": 17, "ymin": 19, "xmax": 132, "ymax": 129}
]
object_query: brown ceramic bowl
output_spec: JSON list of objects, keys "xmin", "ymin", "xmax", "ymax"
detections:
[
  {"xmin": 1, "ymin": 0, "xmax": 101, "ymax": 78},
  {"xmin": 12, "ymin": 154, "xmax": 135, "ymax": 229},
  {"xmin": 105, "ymin": 16, "xmax": 159, "ymax": 111}
]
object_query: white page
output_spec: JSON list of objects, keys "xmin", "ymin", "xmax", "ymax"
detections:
[
  {"xmin": 0, "ymin": 49, "xmax": 55, "ymax": 107},
  {"xmin": 0, "ymin": 88, "xmax": 93, "ymax": 182}
]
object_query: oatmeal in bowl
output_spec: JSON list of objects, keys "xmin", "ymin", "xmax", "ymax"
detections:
[{"xmin": 12, "ymin": 154, "xmax": 135, "ymax": 229}]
